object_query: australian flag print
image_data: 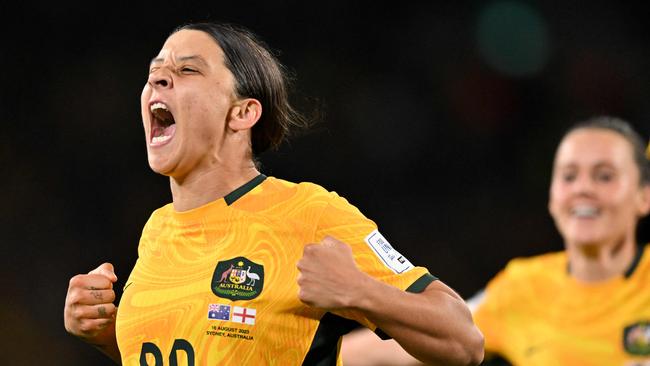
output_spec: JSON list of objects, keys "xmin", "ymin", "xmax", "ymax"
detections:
[{"xmin": 208, "ymin": 304, "xmax": 231, "ymax": 320}]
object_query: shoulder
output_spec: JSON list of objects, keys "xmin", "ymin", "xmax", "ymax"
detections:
[
  {"xmin": 261, "ymin": 176, "xmax": 322, "ymax": 192},
  {"xmin": 265, "ymin": 177, "xmax": 374, "ymax": 231},
  {"xmin": 138, "ymin": 204, "xmax": 175, "ymax": 235},
  {"xmin": 262, "ymin": 176, "xmax": 344, "ymax": 204},
  {"xmin": 485, "ymin": 251, "xmax": 566, "ymax": 295},
  {"xmin": 633, "ymin": 243, "xmax": 650, "ymax": 277},
  {"xmin": 472, "ymin": 251, "xmax": 565, "ymax": 313},
  {"xmin": 501, "ymin": 251, "xmax": 566, "ymax": 279},
  {"xmin": 238, "ymin": 177, "xmax": 350, "ymax": 219},
  {"xmin": 147, "ymin": 203, "xmax": 175, "ymax": 221}
]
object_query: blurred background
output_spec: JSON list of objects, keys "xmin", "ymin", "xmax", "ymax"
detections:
[{"xmin": 1, "ymin": 1, "xmax": 649, "ymax": 364}]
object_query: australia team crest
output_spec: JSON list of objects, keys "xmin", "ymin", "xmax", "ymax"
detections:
[
  {"xmin": 212, "ymin": 257, "xmax": 264, "ymax": 300},
  {"xmin": 624, "ymin": 321, "xmax": 650, "ymax": 356}
]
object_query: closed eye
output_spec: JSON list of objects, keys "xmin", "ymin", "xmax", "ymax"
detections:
[
  {"xmin": 562, "ymin": 174, "xmax": 576, "ymax": 183},
  {"xmin": 594, "ymin": 171, "xmax": 614, "ymax": 182},
  {"xmin": 560, "ymin": 171, "xmax": 576, "ymax": 182}
]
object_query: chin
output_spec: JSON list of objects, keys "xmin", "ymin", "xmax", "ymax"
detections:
[
  {"xmin": 147, "ymin": 158, "xmax": 174, "ymax": 176},
  {"xmin": 566, "ymin": 233, "xmax": 607, "ymax": 248},
  {"xmin": 572, "ymin": 240, "xmax": 602, "ymax": 248}
]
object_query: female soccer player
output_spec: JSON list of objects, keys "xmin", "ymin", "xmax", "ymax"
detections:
[
  {"xmin": 342, "ymin": 116, "xmax": 650, "ymax": 366},
  {"xmin": 473, "ymin": 117, "xmax": 650, "ymax": 365},
  {"xmin": 63, "ymin": 22, "xmax": 483, "ymax": 365}
]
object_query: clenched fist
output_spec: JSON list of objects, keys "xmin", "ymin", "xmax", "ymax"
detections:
[
  {"xmin": 296, "ymin": 236, "xmax": 373, "ymax": 310},
  {"xmin": 64, "ymin": 263, "xmax": 118, "ymax": 341}
]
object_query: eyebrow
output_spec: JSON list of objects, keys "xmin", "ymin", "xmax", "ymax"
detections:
[
  {"xmin": 555, "ymin": 161, "xmax": 617, "ymax": 170},
  {"xmin": 149, "ymin": 55, "xmax": 209, "ymax": 67}
]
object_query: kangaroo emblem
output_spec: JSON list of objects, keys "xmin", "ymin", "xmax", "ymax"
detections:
[{"xmin": 219, "ymin": 264, "xmax": 234, "ymax": 283}]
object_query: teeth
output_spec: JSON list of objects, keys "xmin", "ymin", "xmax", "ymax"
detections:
[
  {"xmin": 150, "ymin": 102, "xmax": 168, "ymax": 112},
  {"xmin": 572, "ymin": 206, "xmax": 599, "ymax": 218},
  {"xmin": 150, "ymin": 102, "xmax": 175, "ymax": 124},
  {"xmin": 151, "ymin": 135, "xmax": 172, "ymax": 144}
]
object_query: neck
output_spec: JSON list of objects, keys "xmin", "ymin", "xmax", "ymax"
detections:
[
  {"xmin": 169, "ymin": 161, "xmax": 259, "ymax": 212},
  {"xmin": 567, "ymin": 237, "xmax": 637, "ymax": 283}
]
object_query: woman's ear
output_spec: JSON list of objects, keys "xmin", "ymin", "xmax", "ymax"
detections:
[
  {"xmin": 637, "ymin": 184, "xmax": 650, "ymax": 217},
  {"xmin": 228, "ymin": 98, "xmax": 262, "ymax": 131}
]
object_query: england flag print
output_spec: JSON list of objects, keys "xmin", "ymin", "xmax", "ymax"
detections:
[{"xmin": 231, "ymin": 306, "xmax": 256, "ymax": 325}]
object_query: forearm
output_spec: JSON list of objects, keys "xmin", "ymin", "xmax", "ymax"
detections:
[
  {"xmin": 351, "ymin": 277, "xmax": 484, "ymax": 366},
  {"xmin": 84, "ymin": 322, "xmax": 121, "ymax": 364},
  {"xmin": 342, "ymin": 328, "xmax": 427, "ymax": 366}
]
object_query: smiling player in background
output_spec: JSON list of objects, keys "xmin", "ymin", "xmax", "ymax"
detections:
[{"xmin": 342, "ymin": 116, "xmax": 650, "ymax": 366}]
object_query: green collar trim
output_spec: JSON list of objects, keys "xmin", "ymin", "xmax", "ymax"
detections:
[{"xmin": 224, "ymin": 174, "xmax": 267, "ymax": 206}]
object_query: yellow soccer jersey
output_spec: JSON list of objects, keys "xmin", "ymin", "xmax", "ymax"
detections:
[
  {"xmin": 116, "ymin": 175, "xmax": 434, "ymax": 366},
  {"xmin": 473, "ymin": 244, "xmax": 650, "ymax": 366}
]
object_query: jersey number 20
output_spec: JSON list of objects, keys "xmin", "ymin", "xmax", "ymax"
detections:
[{"xmin": 140, "ymin": 339, "xmax": 195, "ymax": 366}]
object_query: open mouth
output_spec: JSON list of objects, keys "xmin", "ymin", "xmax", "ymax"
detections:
[{"xmin": 149, "ymin": 102, "xmax": 176, "ymax": 145}]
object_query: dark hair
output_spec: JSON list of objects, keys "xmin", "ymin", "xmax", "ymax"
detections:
[
  {"xmin": 563, "ymin": 115, "xmax": 650, "ymax": 185},
  {"xmin": 173, "ymin": 22, "xmax": 308, "ymax": 156}
]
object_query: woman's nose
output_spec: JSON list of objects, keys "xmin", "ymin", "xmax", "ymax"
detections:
[
  {"xmin": 572, "ymin": 174, "xmax": 595, "ymax": 195},
  {"xmin": 148, "ymin": 69, "xmax": 173, "ymax": 89}
]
